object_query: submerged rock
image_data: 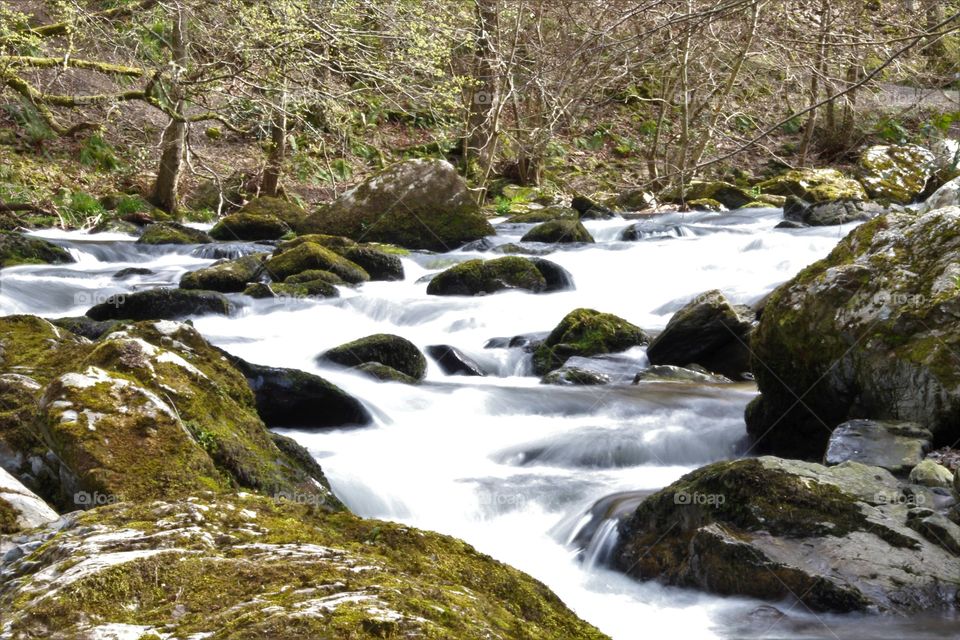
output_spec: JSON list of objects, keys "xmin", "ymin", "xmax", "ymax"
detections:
[
  {"xmin": 748, "ymin": 207, "xmax": 960, "ymax": 458},
  {"xmin": 632, "ymin": 364, "xmax": 731, "ymax": 384},
  {"xmin": 426, "ymin": 345, "xmax": 486, "ymax": 376},
  {"xmin": 859, "ymin": 144, "xmax": 935, "ymax": 204},
  {"xmin": 298, "ymin": 159, "xmax": 494, "ymax": 251},
  {"xmin": 266, "ymin": 241, "xmax": 369, "ymax": 283},
  {"xmin": 427, "ymin": 256, "xmax": 571, "ymax": 296},
  {"xmin": 521, "ymin": 219, "xmax": 594, "ymax": 244},
  {"xmin": 533, "ymin": 309, "xmax": 649, "ymax": 375},
  {"xmin": 86, "ymin": 288, "xmax": 232, "ymax": 321},
  {"xmin": 615, "ymin": 456, "xmax": 960, "ymax": 613},
  {"xmin": 0, "ymin": 231, "xmax": 74, "ymax": 268},
  {"xmin": 320, "ymin": 334, "xmax": 427, "ymax": 380},
  {"xmin": 646, "ymin": 290, "xmax": 755, "ymax": 380},
  {"xmin": 137, "ymin": 222, "xmax": 213, "ymax": 245},
  {"xmin": 180, "ymin": 253, "xmax": 267, "ymax": 292},
  {"xmin": 0, "ymin": 494, "xmax": 608, "ymax": 639},
  {"xmin": 824, "ymin": 420, "xmax": 932, "ymax": 474}
]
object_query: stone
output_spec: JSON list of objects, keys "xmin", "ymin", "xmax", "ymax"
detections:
[
  {"xmin": 137, "ymin": 222, "xmax": 213, "ymax": 245},
  {"xmin": 86, "ymin": 288, "xmax": 232, "ymax": 321},
  {"xmin": 265, "ymin": 242, "xmax": 369, "ymax": 284},
  {"xmin": 0, "ymin": 232, "xmax": 74, "ymax": 268},
  {"xmin": 909, "ymin": 460, "xmax": 954, "ymax": 488},
  {"xmin": 533, "ymin": 309, "xmax": 649, "ymax": 375},
  {"xmin": 180, "ymin": 254, "xmax": 267, "ymax": 293},
  {"xmin": 521, "ymin": 219, "xmax": 595, "ymax": 244},
  {"xmin": 426, "ymin": 257, "xmax": 546, "ymax": 296},
  {"xmin": 921, "ymin": 175, "xmax": 960, "ymax": 213},
  {"xmin": 0, "ymin": 467, "xmax": 58, "ymax": 533},
  {"xmin": 757, "ymin": 168, "xmax": 867, "ymax": 203},
  {"xmin": 425, "ymin": 345, "xmax": 485, "ymax": 376},
  {"xmin": 319, "ymin": 334, "xmax": 427, "ymax": 380},
  {"xmin": 859, "ymin": 144, "xmax": 936, "ymax": 204},
  {"xmin": 824, "ymin": 420, "xmax": 932, "ymax": 474},
  {"xmin": 209, "ymin": 212, "xmax": 290, "ymax": 241}
]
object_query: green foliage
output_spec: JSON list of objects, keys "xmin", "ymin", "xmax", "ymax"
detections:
[
  {"xmin": 876, "ymin": 118, "xmax": 909, "ymax": 144},
  {"xmin": 79, "ymin": 135, "xmax": 119, "ymax": 172},
  {"xmin": 116, "ymin": 195, "xmax": 149, "ymax": 216},
  {"xmin": 3, "ymin": 101, "xmax": 54, "ymax": 145},
  {"xmin": 780, "ymin": 117, "xmax": 803, "ymax": 135}
]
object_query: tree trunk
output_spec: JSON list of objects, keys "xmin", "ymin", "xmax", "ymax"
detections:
[
  {"xmin": 150, "ymin": 5, "xmax": 187, "ymax": 213},
  {"xmin": 262, "ymin": 86, "xmax": 287, "ymax": 198},
  {"xmin": 464, "ymin": 0, "xmax": 501, "ymax": 193}
]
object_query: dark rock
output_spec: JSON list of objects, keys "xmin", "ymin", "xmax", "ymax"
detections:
[
  {"xmin": 633, "ymin": 364, "xmax": 731, "ymax": 384},
  {"xmin": 50, "ymin": 316, "xmax": 121, "ymax": 341},
  {"xmin": 529, "ymin": 258, "xmax": 574, "ymax": 292},
  {"xmin": 342, "ymin": 246, "xmax": 404, "ymax": 281},
  {"xmin": 521, "ymin": 219, "xmax": 594, "ymax": 244},
  {"xmin": 86, "ymin": 288, "xmax": 231, "ymax": 321},
  {"xmin": 784, "ymin": 196, "xmax": 886, "ymax": 226},
  {"xmin": 646, "ymin": 290, "xmax": 755, "ymax": 380},
  {"xmin": 209, "ymin": 212, "xmax": 290, "ymax": 241},
  {"xmin": 112, "ymin": 267, "xmax": 154, "ymax": 279},
  {"xmin": 426, "ymin": 345, "xmax": 485, "ymax": 376},
  {"xmin": 137, "ymin": 222, "xmax": 213, "ymax": 245},
  {"xmin": 180, "ymin": 254, "xmax": 266, "ymax": 293},
  {"xmin": 319, "ymin": 334, "xmax": 427, "ymax": 380},
  {"xmin": 824, "ymin": 420, "xmax": 932, "ymax": 474},
  {"xmin": 533, "ymin": 308, "xmax": 649, "ymax": 375},
  {"xmin": 505, "ymin": 206, "xmax": 578, "ymax": 224},
  {"xmin": 266, "ymin": 242, "xmax": 369, "ymax": 283},
  {"xmin": 542, "ymin": 367, "xmax": 610, "ymax": 386},
  {"xmin": 0, "ymin": 232, "xmax": 74, "ymax": 268},
  {"xmin": 426, "ymin": 257, "xmax": 546, "ymax": 296},
  {"xmin": 774, "ymin": 219, "xmax": 808, "ymax": 229},
  {"xmin": 571, "ymin": 195, "xmax": 616, "ymax": 219}
]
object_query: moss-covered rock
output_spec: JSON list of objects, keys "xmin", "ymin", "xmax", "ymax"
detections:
[
  {"xmin": 615, "ymin": 456, "xmax": 960, "ymax": 613},
  {"xmin": 0, "ymin": 466, "xmax": 58, "ymax": 532},
  {"xmin": 355, "ymin": 362, "xmax": 420, "ymax": 384},
  {"xmin": 298, "ymin": 159, "xmax": 495, "ymax": 251},
  {"xmin": 859, "ymin": 144, "xmax": 936, "ymax": 204},
  {"xmin": 266, "ymin": 242, "xmax": 369, "ymax": 284},
  {"xmin": 137, "ymin": 222, "xmax": 213, "ymax": 245},
  {"xmin": 521, "ymin": 219, "xmax": 595, "ymax": 244},
  {"xmin": 427, "ymin": 257, "xmax": 554, "ymax": 296},
  {"xmin": 908, "ymin": 459, "xmax": 954, "ymax": 487},
  {"xmin": 667, "ymin": 180, "xmax": 755, "ymax": 209},
  {"xmin": 234, "ymin": 195, "xmax": 308, "ymax": 226},
  {"xmin": 571, "ymin": 195, "xmax": 617, "ymax": 219},
  {"xmin": 646, "ymin": 290, "xmax": 755, "ymax": 379},
  {"xmin": 283, "ymin": 269, "xmax": 345, "ymax": 285},
  {"xmin": 341, "ymin": 246, "xmax": 404, "ymax": 281},
  {"xmin": 86, "ymin": 288, "xmax": 232, "ymax": 321},
  {"xmin": 783, "ymin": 196, "xmax": 886, "ymax": 226},
  {"xmin": 319, "ymin": 334, "xmax": 427, "ymax": 380},
  {"xmin": 180, "ymin": 253, "xmax": 267, "ymax": 292},
  {"xmin": 532, "ymin": 309, "xmax": 649, "ymax": 375},
  {"xmin": 505, "ymin": 206, "xmax": 578, "ymax": 224},
  {"xmin": 748, "ymin": 207, "xmax": 960, "ymax": 458},
  {"xmin": 686, "ymin": 198, "xmax": 724, "ymax": 212},
  {"xmin": 0, "ymin": 494, "xmax": 608, "ymax": 639},
  {"xmin": 0, "ymin": 231, "xmax": 75, "ymax": 268},
  {"xmin": 757, "ymin": 168, "xmax": 867, "ymax": 203},
  {"xmin": 921, "ymin": 175, "xmax": 960, "ymax": 213},
  {"xmin": 209, "ymin": 212, "xmax": 290, "ymax": 241}
]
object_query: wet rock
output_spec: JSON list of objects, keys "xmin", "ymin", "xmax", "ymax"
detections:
[
  {"xmin": 906, "ymin": 511, "xmax": 960, "ymax": 554},
  {"xmin": 757, "ymin": 168, "xmax": 867, "ymax": 203},
  {"xmin": 209, "ymin": 212, "xmax": 290, "ymax": 241},
  {"xmin": 542, "ymin": 367, "xmax": 610, "ymax": 386},
  {"xmin": 505, "ymin": 206, "xmax": 578, "ymax": 224},
  {"xmin": 426, "ymin": 345, "xmax": 485, "ymax": 376},
  {"xmin": 784, "ymin": 196, "xmax": 886, "ymax": 226},
  {"xmin": 355, "ymin": 362, "xmax": 420, "ymax": 384},
  {"xmin": 909, "ymin": 460, "xmax": 954, "ymax": 488},
  {"xmin": 266, "ymin": 242, "xmax": 369, "ymax": 283},
  {"xmin": 921, "ymin": 175, "xmax": 960, "ymax": 213},
  {"xmin": 0, "ymin": 232, "xmax": 74, "ymax": 268},
  {"xmin": 824, "ymin": 420, "xmax": 932, "ymax": 474},
  {"xmin": 225, "ymin": 355, "xmax": 372, "ymax": 428},
  {"xmin": 533, "ymin": 309, "xmax": 649, "ymax": 375},
  {"xmin": 298, "ymin": 159, "xmax": 494, "ymax": 251},
  {"xmin": 86, "ymin": 288, "xmax": 232, "ymax": 321},
  {"xmin": 619, "ymin": 221, "xmax": 694, "ymax": 241},
  {"xmin": 529, "ymin": 258, "xmax": 574, "ymax": 292},
  {"xmin": 426, "ymin": 257, "xmax": 546, "ymax": 296},
  {"xmin": 180, "ymin": 253, "xmax": 267, "ymax": 293},
  {"xmin": 137, "ymin": 222, "xmax": 213, "ymax": 245},
  {"xmin": 859, "ymin": 144, "xmax": 936, "ymax": 204},
  {"xmin": 50, "ymin": 316, "xmax": 122, "ymax": 341},
  {"xmin": 774, "ymin": 219, "xmax": 808, "ymax": 229},
  {"xmin": 748, "ymin": 207, "xmax": 960, "ymax": 458},
  {"xmin": 320, "ymin": 334, "xmax": 427, "ymax": 380},
  {"xmin": 112, "ymin": 267, "xmax": 153, "ymax": 279},
  {"xmin": 632, "ymin": 364, "xmax": 731, "ymax": 384},
  {"xmin": 341, "ymin": 246, "xmax": 404, "ymax": 281},
  {"xmin": 615, "ymin": 456, "xmax": 960, "ymax": 613},
  {"xmin": 666, "ymin": 180, "xmax": 755, "ymax": 210},
  {"xmin": 521, "ymin": 219, "xmax": 594, "ymax": 244},
  {"xmin": 646, "ymin": 290, "xmax": 755, "ymax": 380}
]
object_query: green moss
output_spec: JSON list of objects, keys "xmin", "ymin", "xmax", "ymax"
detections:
[
  {"xmin": 235, "ymin": 196, "xmax": 307, "ymax": 226},
  {"xmin": 533, "ymin": 308, "xmax": 648, "ymax": 374},
  {"xmin": 209, "ymin": 213, "xmax": 290, "ymax": 241},
  {"xmin": 0, "ymin": 497, "xmax": 20, "ymax": 533},
  {"xmin": 321, "ymin": 334, "xmax": 427, "ymax": 380},
  {"xmin": 137, "ymin": 222, "xmax": 213, "ymax": 245},
  {"xmin": 757, "ymin": 168, "xmax": 867, "ymax": 203},
  {"xmin": 506, "ymin": 206, "xmax": 578, "ymax": 224},
  {"xmin": 520, "ymin": 219, "xmax": 594, "ymax": 244},
  {"xmin": 283, "ymin": 269, "xmax": 345, "ymax": 285},
  {"xmin": 0, "ymin": 232, "xmax": 75, "ymax": 268},
  {"xmin": 180, "ymin": 254, "xmax": 267, "ymax": 292},
  {"xmin": 426, "ymin": 257, "xmax": 547, "ymax": 296},
  {"xmin": 266, "ymin": 242, "xmax": 369, "ymax": 283},
  {"xmin": 686, "ymin": 198, "xmax": 724, "ymax": 212}
]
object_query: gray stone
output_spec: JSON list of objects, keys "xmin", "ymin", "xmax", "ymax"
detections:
[
  {"xmin": 909, "ymin": 460, "xmax": 954, "ymax": 488},
  {"xmin": 824, "ymin": 420, "xmax": 931, "ymax": 474}
]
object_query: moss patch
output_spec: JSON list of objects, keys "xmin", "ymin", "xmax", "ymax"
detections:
[{"xmin": 533, "ymin": 308, "xmax": 649, "ymax": 374}]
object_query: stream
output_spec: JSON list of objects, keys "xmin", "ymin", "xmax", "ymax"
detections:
[{"xmin": 3, "ymin": 209, "xmax": 956, "ymax": 639}]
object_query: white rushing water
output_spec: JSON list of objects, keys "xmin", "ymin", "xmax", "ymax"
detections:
[{"xmin": 7, "ymin": 209, "xmax": 956, "ymax": 639}]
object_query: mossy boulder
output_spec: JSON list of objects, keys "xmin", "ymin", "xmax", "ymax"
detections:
[
  {"xmin": 921, "ymin": 175, "xmax": 960, "ymax": 213},
  {"xmin": 505, "ymin": 206, "xmax": 578, "ymax": 224},
  {"xmin": 571, "ymin": 195, "xmax": 617, "ymax": 219},
  {"xmin": 532, "ymin": 309, "xmax": 649, "ymax": 375},
  {"xmin": 667, "ymin": 180, "xmax": 755, "ymax": 209},
  {"xmin": 908, "ymin": 459, "xmax": 954, "ymax": 488},
  {"xmin": 180, "ymin": 253, "xmax": 267, "ymax": 293},
  {"xmin": 319, "ymin": 334, "xmax": 427, "ymax": 380},
  {"xmin": 86, "ymin": 288, "xmax": 232, "ymax": 321},
  {"xmin": 137, "ymin": 222, "xmax": 213, "ymax": 245},
  {"xmin": 209, "ymin": 212, "xmax": 291, "ymax": 241},
  {"xmin": 284, "ymin": 269, "xmax": 344, "ymax": 285},
  {"xmin": 859, "ymin": 144, "xmax": 936, "ymax": 204},
  {"xmin": 234, "ymin": 195, "xmax": 308, "ymax": 226},
  {"xmin": 686, "ymin": 198, "xmax": 724, "ymax": 212},
  {"xmin": 0, "ymin": 232, "xmax": 74, "ymax": 268},
  {"xmin": 615, "ymin": 456, "xmax": 960, "ymax": 613},
  {"xmin": 427, "ymin": 256, "xmax": 573, "ymax": 296},
  {"xmin": 757, "ymin": 168, "xmax": 867, "ymax": 203},
  {"xmin": 783, "ymin": 196, "xmax": 886, "ymax": 226},
  {"xmin": 355, "ymin": 362, "xmax": 420, "ymax": 384},
  {"xmin": 0, "ymin": 317, "xmax": 341, "ymax": 512},
  {"xmin": 748, "ymin": 207, "xmax": 960, "ymax": 458},
  {"xmin": 298, "ymin": 159, "xmax": 495, "ymax": 251},
  {"xmin": 646, "ymin": 290, "xmax": 755, "ymax": 379},
  {"xmin": 266, "ymin": 242, "xmax": 369, "ymax": 284},
  {"xmin": 0, "ymin": 494, "xmax": 608, "ymax": 639},
  {"xmin": 521, "ymin": 219, "xmax": 595, "ymax": 244},
  {"xmin": 341, "ymin": 246, "xmax": 404, "ymax": 281},
  {"xmin": 0, "ymin": 467, "xmax": 58, "ymax": 532}
]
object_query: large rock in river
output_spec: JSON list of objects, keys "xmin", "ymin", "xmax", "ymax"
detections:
[
  {"xmin": 757, "ymin": 168, "xmax": 867, "ymax": 203},
  {"xmin": 427, "ymin": 256, "xmax": 572, "ymax": 296},
  {"xmin": 0, "ymin": 494, "xmax": 608, "ymax": 640},
  {"xmin": 86, "ymin": 288, "xmax": 232, "ymax": 321},
  {"xmin": 298, "ymin": 159, "xmax": 495, "ymax": 251},
  {"xmin": 521, "ymin": 219, "xmax": 594, "ymax": 244},
  {"xmin": 748, "ymin": 207, "xmax": 960, "ymax": 458},
  {"xmin": 615, "ymin": 456, "xmax": 960, "ymax": 613},
  {"xmin": 137, "ymin": 222, "xmax": 213, "ymax": 245},
  {"xmin": 859, "ymin": 144, "xmax": 936, "ymax": 204},
  {"xmin": 533, "ymin": 308, "xmax": 649, "ymax": 375},
  {"xmin": 180, "ymin": 253, "xmax": 267, "ymax": 292},
  {"xmin": 0, "ymin": 232, "xmax": 74, "ymax": 268},
  {"xmin": 319, "ymin": 334, "xmax": 427, "ymax": 380}
]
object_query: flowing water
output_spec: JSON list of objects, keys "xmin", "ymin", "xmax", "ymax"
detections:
[{"xmin": 3, "ymin": 210, "xmax": 956, "ymax": 639}]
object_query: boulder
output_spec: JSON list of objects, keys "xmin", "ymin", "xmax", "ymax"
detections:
[
  {"xmin": 921, "ymin": 175, "xmax": 960, "ymax": 213},
  {"xmin": 505, "ymin": 206, "xmax": 578, "ymax": 224},
  {"xmin": 859, "ymin": 144, "xmax": 936, "ymax": 204},
  {"xmin": 931, "ymin": 138, "xmax": 960, "ymax": 185},
  {"xmin": 86, "ymin": 288, "xmax": 232, "ymax": 321},
  {"xmin": 909, "ymin": 460, "xmax": 954, "ymax": 488},
  {"xmin": 0, "ymin": 467, "xmax": 58, "ymax": 533},
  {"xmin": 757, "ymin": 168, "xmax": 867, "ymax": 203},
  {"xmin": 284, "ymin": 269, "xmax": 345, "ymax": 285},
  {"xmin": 521, "ymin": 219, "xmax": 595, "ymax": 244},
  {"xmin": 615, "ymin": 456, "xmax": 960, "ymax": 613},
  {"xmin": 824, "ymin": 420, "xmax": 932, "ymax": 474},
  {"xmin": 571, "ymin": 195, "xmax": 617, "ymax": 219},
  {"xmin": 232, "ymin": 195, "xmax": 308, "ymax": 226},
  {"xmin": 266, "ymin": 242, "xmax": 369, "ymax": 283},
  {"xmin": 297, "ymin": 159, "xmax": 494, "ymax": 251},
  {"xmin": 426, "ymin": 345, "xmax": 485, "ymax": 376},
  {"xmin": 632, "ymin": 364, "xmax": 731, "ymax": 384},
  {"xmin": 533, "ymin": 309, "xmax": 649, "ymax": 375},
  {"xmin": 112, "ymin": 267, "xmax": 153, "ymax": 279},
  {"xmin": 0, "ymin": 494, "xmax": 608, "ymax": 640},
  {"xmin": 137, "ymin": 222, "xmax": 213, "ymax": 245},
  {"xmin": 667, "ymin": 180, "xmax": 755, "ymax": 210},
  {"xmin": 748, "ymin": 208, "xmax": 960, "ymax": 458},
  {"xmin": 225, "ymin": 355, "xmax": 372, "ymax": 428},
  {"xmin": 646, "ymin": 290, "xmax": 755, "ymax": 380},
  {"xmin": 427, "ymin": 256, "xmax": 572, "ymax": 296},
  {"xmin": 50, "ymin": 316, "xmax": 121, "ymax": 341},
  {"xmin": 542, "ymin": 367, "xmax": 611, "ymax": 386},
  {"xmin": 319, "ymin": 334, "xmax": 427, "ymax": 380},
  {"xmin": 355, "ymin": 362, "xmax": 420, "ymax": 384},
  {"xmin": 209, "ymin": 212, "xmax": 290, "ymax": 241},
  {"xmin": 0, "ymin": 232, "xmax": 74, "ymax": 268},
  {"xmin": 783, "ymin": 196, "xmax": 886, "ymax": 226},
  {"xmin": 180, "ymin": 253, "xmax": 267, "ymax": 292},
  {"xmin": 341, "ymin": 246, "xmax": 404, "ymax": 281}
]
